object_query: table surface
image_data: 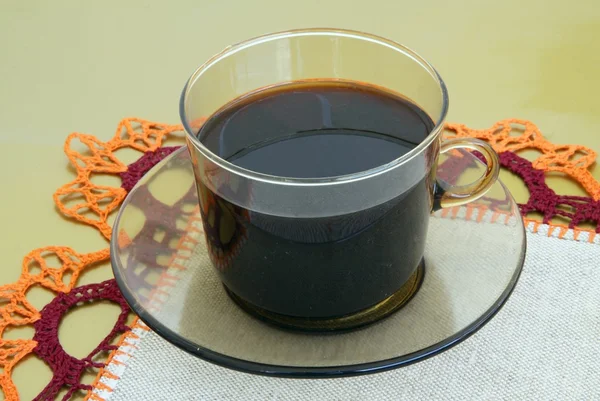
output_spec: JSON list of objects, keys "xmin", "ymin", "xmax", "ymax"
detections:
[{"xmin": 1, "ymin": 1, "xmax": 599, "ymax": 399}]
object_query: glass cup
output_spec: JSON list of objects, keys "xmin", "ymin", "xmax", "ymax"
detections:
[{"xmin": 180, "ymin": 28, "xmax": 499, "ymax": 331}]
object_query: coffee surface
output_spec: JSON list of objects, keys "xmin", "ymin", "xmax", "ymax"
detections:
[{"xmin": 198, "ymin": 80, "xmax": 433, "ymax": 178}]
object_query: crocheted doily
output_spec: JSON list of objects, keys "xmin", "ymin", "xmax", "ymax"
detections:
[{"xmin": 1, "ymin": 117, "xmax": 598, "ymax": 400}]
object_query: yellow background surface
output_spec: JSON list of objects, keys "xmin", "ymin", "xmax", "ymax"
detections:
[{"xmin": 1, "ymin": 1, "xmax": 599, "ymax": 399}]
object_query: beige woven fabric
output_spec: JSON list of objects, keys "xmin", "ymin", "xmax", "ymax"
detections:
[{"xmin": 101, "ymin": 227, "xmax": 600, "ymax": 400}]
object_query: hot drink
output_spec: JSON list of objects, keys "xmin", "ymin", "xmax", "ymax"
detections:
[{"xmin": 194, "ymin": 80, "xmax": 434, "ymax": 328}]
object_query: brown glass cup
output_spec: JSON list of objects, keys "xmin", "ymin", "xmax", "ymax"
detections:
[{"xmin": 180, "ymin": 29, "xmax": 499, "ymax": 331}]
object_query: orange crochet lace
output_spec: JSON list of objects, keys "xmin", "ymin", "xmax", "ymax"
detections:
[
  {"xmin": 0, "ymin": 119, "xmax": 181, "ymax": 401},
  {"xmin": 0, "ymin": 117, "xmax": 598, "ymax": 401},
  {"xmin": 445, "ymin": 119, "xmax": 600, "ymax": 200}
]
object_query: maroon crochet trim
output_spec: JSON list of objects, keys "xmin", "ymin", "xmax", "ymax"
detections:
[
  {"xmin": 32, "ymin": 280, "xmax": 129, "ymax": 401},
  {"xmin": 122, "ymin": 185, "xmax": 196, "ymax": 297},
  {"xmin": 437, "ymin": 149, "xmax": 600, "ymax": 232},
  {"xmin": 500, "ymin": 151, "xmax": 600, "ymax": 231},
  {"xmin": 33, "ymin": 148, "xmax": 184, "ymax": 400},
  {"xmin": 120, "ymin": 146, "xmax": 197, "ymax": 294},
  {"xmin": 119, "ymin": 146, "xmax": 181, "ymax": 192}
]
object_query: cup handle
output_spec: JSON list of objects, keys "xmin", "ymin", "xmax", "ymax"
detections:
[{"xmin": 433, "ymin": 138, "xmax": 500, "ymax": 211}]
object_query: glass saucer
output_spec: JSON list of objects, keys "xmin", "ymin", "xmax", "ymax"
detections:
[{"xmin": 111, "ymin": 147, "xmax": 526, "ymax": 378}]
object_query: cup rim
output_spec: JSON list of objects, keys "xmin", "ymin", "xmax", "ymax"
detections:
[{"xmin": 179, "ymin": 28, "xmax": 449, "ymax": 187}]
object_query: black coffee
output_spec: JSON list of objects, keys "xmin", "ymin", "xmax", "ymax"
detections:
[{"xmin": 196, "ymin": 80, "xmax": 435, "ymax": 321}]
